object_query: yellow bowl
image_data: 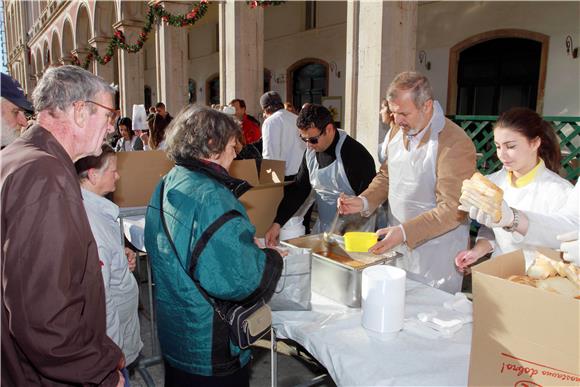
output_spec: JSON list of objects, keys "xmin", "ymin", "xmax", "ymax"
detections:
[{"xmin": 344, "ymin": 232, "xmax": 377, "ymax": 252}]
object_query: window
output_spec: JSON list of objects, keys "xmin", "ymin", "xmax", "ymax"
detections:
[
  {"xmin": 457, "ymin": 38, "xmax": 541, "ymax": 115},
  {"xmin": 305, "ymin": 1, "xmax": 316, "ymax": 30},
  {"xmin": 188, "ymin": 79, "xmax": 197, "ymax": 104},
  {"xmin": 206, "ymin": 75, "xmax": 220, "ymax": 106},
  {"xmin": 144, "ymin": 86, "xmax": 152, "ymax": 111},
  {"xmin": 264, "ymin": 69, "xmax": 272, "ymax": 93},
  {"xmin": 291, "ymin": 61, "xmax": 327, "ymax": 108}
]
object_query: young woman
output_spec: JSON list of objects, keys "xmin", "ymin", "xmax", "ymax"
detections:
[
  {"xmin": 115, "ymin": 117, "xmax": 144, "ymax": 152},
  {"xmin": 455, "ymin": 107, "xmax": 573, "ymax": 271}
]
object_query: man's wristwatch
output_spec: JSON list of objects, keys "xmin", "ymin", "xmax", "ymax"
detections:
[{"xmin": 502, "ymin": 207, "xmax": 519, "ymax": 232}]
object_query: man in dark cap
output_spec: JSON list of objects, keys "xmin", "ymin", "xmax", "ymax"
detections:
[{"xmin": 1, "ymin": 72, "xmax": 33, "ymax": 147}]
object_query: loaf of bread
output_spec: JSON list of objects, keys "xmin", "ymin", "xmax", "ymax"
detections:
[
  {"xmin": 507, "ymin": 252, "xmax": 580, "ymax": 299},
  {"xmin": 459, "ymin": 172, "xmax": 504, "ymax": 222}
]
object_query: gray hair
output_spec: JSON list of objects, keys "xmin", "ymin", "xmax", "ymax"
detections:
[
  {"xmin": 165, "ymin": 105, "xmax": 241, "ymax": 161},
  {"xmin": 386, "ymin": 71, "xmax": 433, "ymax": 108},
  {"xmin": 32, "ymin": 65, "xmax": 115, "ymax": 113}
]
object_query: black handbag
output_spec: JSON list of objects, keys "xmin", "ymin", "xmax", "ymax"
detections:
[{"xmin": 157, "ymin": 180, "xmax": 272, "ymax": 349}]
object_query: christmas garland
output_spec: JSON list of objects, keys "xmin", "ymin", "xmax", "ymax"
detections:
[
  {"xmin": 247, "ymin": 1, "xmax": 286, "ymax": 8},
  {"xmin": 72, "ymin": 0, "xmax": 284, "ymax": 69}
]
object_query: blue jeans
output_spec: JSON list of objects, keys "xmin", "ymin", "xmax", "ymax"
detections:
[{"xmin": 121, "ymin": 367, "xmax": 130, "ymax": 387}]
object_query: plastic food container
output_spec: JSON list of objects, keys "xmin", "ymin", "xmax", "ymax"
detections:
[{"xmin": 344, "ymin": 232, "xmax": 378, "ymax": 252}]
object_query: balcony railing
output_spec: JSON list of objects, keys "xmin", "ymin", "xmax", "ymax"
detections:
[{"xmin": 449, "ymin": 115, "xmax": 580, "ymax": 183}]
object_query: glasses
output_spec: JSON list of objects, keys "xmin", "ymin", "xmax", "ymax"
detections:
[
  {"xmin": 84, "ymin": 100, "xmax": 119, "ymax": 125},
  {"xmin": 300, "ymin": 130, "xmax": 325, "ymax": 145}
]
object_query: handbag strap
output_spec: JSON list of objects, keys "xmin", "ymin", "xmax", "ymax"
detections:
[{"xmin": 158, "ymin": 179, "xmax": 242, "ymax": 320}]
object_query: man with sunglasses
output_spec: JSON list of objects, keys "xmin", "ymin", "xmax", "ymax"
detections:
[
  {"xmin": 1, "ymin": 66, "xmax": 125, "ymax": 386},
  {"xmin": 264, "ymin": 104, "xmax": 376, "ymax": 246},
  {"xmin": 1, "ymin": 72, "xmax": 34, "ymax": 148}
]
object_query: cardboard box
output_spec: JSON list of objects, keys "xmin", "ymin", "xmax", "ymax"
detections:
[
  {"xmin": 113, "ymin": 153, "xmax": 285, "ymax": 237},
  {"xmin": 113, "ymin": 151, "xmax": 174, "ymax": 207},
  {"xmin": 469, "ymin": 249, "xmax": 580, "ymax": 386},
  {"xmin": 229, "ymin": 159, "xmax": 285, "ymax": 237}
]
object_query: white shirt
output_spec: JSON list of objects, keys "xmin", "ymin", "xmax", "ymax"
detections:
[
  {"xmin": 476, "ymin": 164, "xmax": 573, "ymax": 268},
  {"xmin": 82, "ymin": 189, "xmax": 143, "ymax": 364},
  {"xmin": 262, "ymin": 109, "xmax": 305, "ymax": 176},
  {"xmin": 516, "ymin": 181, "xmax": 579, "ymax": 249}
]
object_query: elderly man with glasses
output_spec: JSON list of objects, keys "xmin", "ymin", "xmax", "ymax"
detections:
[
  {"xmin": 264, "ymin": 103, "xmax": 376, "ymax": 247},
  {"xmin": 1, "ymin": 66, "xmax": 125, "ymax": 386}
]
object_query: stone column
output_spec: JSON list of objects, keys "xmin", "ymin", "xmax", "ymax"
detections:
[
  {"xmin": 89, "ymin": 37, "xmax": 115, "ymax": 84},
  {"xmin": 344, "ymin": 2, "xmax": 417, "ymax": 166},
  {"xmin": 114, "ymin": 20, "xmax": 146, "ymax": 117},
  {"xmin": 219, "ymin": 0, "xmax": 263, "ymax": 117},
  {"xmin": 155, "ymin": 1, "xmax": 190, "ymax": 115}
]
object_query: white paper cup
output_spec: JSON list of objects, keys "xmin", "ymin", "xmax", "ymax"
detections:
[{"xmin": 361, "ymin": 265, "xmax": 406, "ymax": 334}]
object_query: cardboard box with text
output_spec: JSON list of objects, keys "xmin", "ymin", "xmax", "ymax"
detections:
[{"xmin": 469, "ymin": 249, "xmax": 580, "ymax": 386}]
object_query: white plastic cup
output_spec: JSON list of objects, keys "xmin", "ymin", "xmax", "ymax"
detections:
[{"xmin": 361, "ymin": 265, "xmax": 406, "ymax": 334}]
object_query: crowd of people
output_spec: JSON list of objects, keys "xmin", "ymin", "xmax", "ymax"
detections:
[{"xmin": 1, "ymin": 65, "xmax": 578, "ymax": 386}]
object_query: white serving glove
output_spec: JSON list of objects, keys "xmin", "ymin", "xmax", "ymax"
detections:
[
  {"xmin": 557, "ymin": 231, "xmax": 580, "ymax": 266},
  {"xmin": 464, "ymin": 199, "xmax": 514, "ymax": 228}
]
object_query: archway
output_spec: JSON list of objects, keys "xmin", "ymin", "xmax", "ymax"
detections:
[
  {"xmin": 50, "ymin": 30, "xmax": 61, "ymax": 65},
  {"xmin": 287, "ymin": 58, "xmax": 328, "ymax": 109},
  {"xmin": 94, "ymin": 0, "xmax": 117, "ymax": 38},
  {"xmin": 75, "ymin": 4, "xmax": 92, "ymax": 51},
  {"xmin": 447, "ymin": 29, "xmax": 549, "ymax": 114},
  {"xmin": 42, "ymin": 40, "xmax": 50, "ymax": 70},
  {"xmin": 61, "ymin": 19, "xmax": 75, "ymax": 63},
  {"xmin": 35, "ymin": 48, "xmax": 42, "ymax": 78}
]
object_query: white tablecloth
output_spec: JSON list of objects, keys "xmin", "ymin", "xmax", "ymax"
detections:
[{"xmin": 272, "ymin": 280, "xmax": 472, "ymax": 386}]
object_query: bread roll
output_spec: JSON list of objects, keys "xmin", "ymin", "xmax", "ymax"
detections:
[
  {"xmin": 536, "ymin": 277, "xmax": 580, "ymax": 298},
  {"xmin": 527, "ymin": 255, "xmax": 558, "ymax": 279},
  {"xmin": 508, "ymin": 275, "xmax": 537, "ymax": 287},
  {"xmin": 459, "ymin": 172, "xmax": 504, "ymax": 222}
]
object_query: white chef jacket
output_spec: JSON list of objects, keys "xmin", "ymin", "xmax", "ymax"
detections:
[
  {"xmin": 262, "ymin": 109, "xmax": 305, "ymax": 176},
  {"xmin": 82, "ymin": 189, "xmax": 143, "ymax": 364},
  {"xmin": 514, "ymin": 181, "xmax": 579, "ymax": 249},
  {"xmin": 476, "ymin": 161, "xmax": 574, "ymax": 268}
]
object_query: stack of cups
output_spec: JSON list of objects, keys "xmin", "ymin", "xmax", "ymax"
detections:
[{"xmin": 361, "ymin": 265, "xmax": 406, "ymax": 337}]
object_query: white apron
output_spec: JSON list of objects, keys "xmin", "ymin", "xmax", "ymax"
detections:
[
  {"xmin": 307, "ymin": 130, "xmax": 376, "ymax": 234},
  {"xmin": 387, "ymin": 123, "xmax": 468, "ymax": 293}
]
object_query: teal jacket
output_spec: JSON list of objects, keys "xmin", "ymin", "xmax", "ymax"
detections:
[{"xmin": 144, "ymin": 159, "xmax": 282, "ymax": 376}]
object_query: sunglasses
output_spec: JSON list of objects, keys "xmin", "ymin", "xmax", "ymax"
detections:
[
  {"xmin": 299, "ymin": 129, "xmax": 325, "ymax": 145},
  {"xmin": 84, "ymin": 100, "xmax": 119, "ymax": 125}
]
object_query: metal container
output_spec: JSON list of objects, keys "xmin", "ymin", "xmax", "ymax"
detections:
[{"xmin": 282, "ymin": 234, "xmax": 400, "ymax": 308}]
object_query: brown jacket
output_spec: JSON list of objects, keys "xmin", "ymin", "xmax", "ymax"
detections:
[
  {"xmin": 362, "ymin": 118, "xmax": 476, "ymax": 249},
  {"xmin": 1, "ymin": 126, "xmax": 122, "ymax": 386}
]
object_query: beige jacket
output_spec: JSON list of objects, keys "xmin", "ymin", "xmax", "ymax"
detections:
[{"xmin": 363, "ymin": 118, "xmax": 476, "ymax": 249}]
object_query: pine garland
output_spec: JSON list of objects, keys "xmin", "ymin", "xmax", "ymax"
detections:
[
  {"xmin": 247, "ymin": 1, "xmax": 286, "ymax": 8},
  {"xmin": 72, "ymin": 0, "xmax": 284, "ymax": 69}
]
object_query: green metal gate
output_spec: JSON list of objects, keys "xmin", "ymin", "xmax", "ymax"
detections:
[{"xmin": 449, "ymin": 115, "xmax": 580, "ymax": 183}]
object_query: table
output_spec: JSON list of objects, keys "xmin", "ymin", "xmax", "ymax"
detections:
[{"xmin": 272, "ymin": 280, "xmax": 472, "ymax": 386}]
